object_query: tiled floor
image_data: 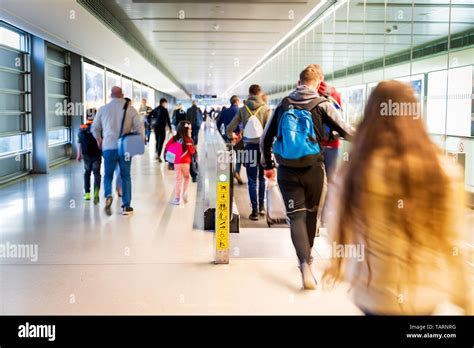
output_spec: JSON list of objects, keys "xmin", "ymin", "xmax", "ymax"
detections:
[{"xmin": 0, "ymin": 139, "xmax": 360, "ymax": 315}]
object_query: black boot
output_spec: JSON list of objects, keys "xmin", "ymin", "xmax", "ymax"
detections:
[{"xmin": 249, "ymin": 209, "xmax": 259, "ymax": 221}]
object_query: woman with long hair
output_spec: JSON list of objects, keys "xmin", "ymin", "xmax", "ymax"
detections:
[
  {"xmin": 165, "ymin": 120, "xmax": 196, "ymax": 205},
  {"xmin": 323, "ymin": 80, "xmax": 470, "ymax": 315}
]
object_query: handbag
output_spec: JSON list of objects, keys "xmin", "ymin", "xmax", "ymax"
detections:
[
  {"xmin": 191, "ymin": 153, "xmax": 199, "ymax": 174},
  {"xmin": 118, "ymin": 100, "xmax": 145, "ymax": 157}
]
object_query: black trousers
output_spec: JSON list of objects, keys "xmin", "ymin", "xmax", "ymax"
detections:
[
  {"xmin": 277, "ymin": 160, "xmax": 327, "ymax": 264},
  {"xmin": 154, "ymin": 126, "xmax": 166, "ymax": 157},
  {"xmin": 83, "ymin": 154, "xmax": 101, "ymax": 193}
]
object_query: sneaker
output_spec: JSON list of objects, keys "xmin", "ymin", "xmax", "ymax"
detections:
[
  {"xmin": 105, "ymin": 196, "xmax": 113, "ymax": 216},
  {"xmin": 249, "ymin": 210, "xmax": 259, "ymax": 221},
  {"xmin": 259, "ymin": 206, "xmax": 266, "ymax": 216},
  {"xmin": 84, "ymin": 192, "xmax": 91, "ymax": 201},
  {"xmin": 122, "ymin": 206, "xmax": 134, "ymax": 215},
  {"xmin": 172, "ymin": 197, "xmax": 181, "ymax": 205},
  {"xmin": 300, "ymin": 262, "xmax": 317, "ymax": 290},
  {"xmin": 234, "ymin": 172, "xmax": 244, "ymax": 185},
  {"xmin": 183, "ymin": 194, "xmax": 189, "ymax": 204},
  {"xmin": 93, "ymin": 189, "xmax": 100, "ymax": 205}
]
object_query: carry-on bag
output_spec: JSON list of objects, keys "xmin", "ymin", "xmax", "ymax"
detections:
[
  {"xmin": 118, "ymin": 100, "xmax": 145, "ymax": 157},
  {"xmin": 265, "ymin": 179, "xmax": 288, "ymax": 227}
]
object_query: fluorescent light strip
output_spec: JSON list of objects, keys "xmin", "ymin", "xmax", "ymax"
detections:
[{"xmin": 223, "ymin": 0, "xmax": 348, "ymax": 96}]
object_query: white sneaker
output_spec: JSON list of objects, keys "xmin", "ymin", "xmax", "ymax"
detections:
[
  {"xmin": 172, "ymin": 197, "xmax": 181, "ymax": 205},
  {"xmin": 300, "ymin": 262, "xmax": 317, "ymax": 290},
  {"xmin": 183, "ymin": 193, "xmax": 189, "ymax": 204}
]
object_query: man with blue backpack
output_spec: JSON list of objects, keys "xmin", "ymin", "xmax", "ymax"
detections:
[{"xmin": 260, "ymin": 64, "xmax": 353, "ymax": 290}]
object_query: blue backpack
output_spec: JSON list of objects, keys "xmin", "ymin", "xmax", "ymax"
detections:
[{"xmin": 273, "ymin": 97, "xmax": 325, "ymax": 168}]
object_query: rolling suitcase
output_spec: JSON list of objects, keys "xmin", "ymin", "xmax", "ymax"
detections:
[{"xmin": 265, "ymin": 179, "xmax": 288, "ymax": 227}]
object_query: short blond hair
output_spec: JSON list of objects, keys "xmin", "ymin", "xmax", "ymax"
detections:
[{"xmin": 299, "ymin": 64, "xmax": 324, "ymax": 84}]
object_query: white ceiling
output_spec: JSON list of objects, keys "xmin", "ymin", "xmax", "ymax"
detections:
[
  {"xmin": 0, "ymin": 0, "xmax": 189, "ymax": 99},
  {"xmin": 1, "ymin": 0, "xmax": 472, "ymax": 100},
  {"xmin": 228, "ymin": 0, "xmax": 474, "ymax": 96},
  {"xmin": 104, "ymin": 0, "xmax": 323, "ymax": 96}
]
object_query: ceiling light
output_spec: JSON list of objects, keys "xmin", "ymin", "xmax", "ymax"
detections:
[{"xmin": 223, "ymin": 0, "xmax": 343, "ymax": 96}]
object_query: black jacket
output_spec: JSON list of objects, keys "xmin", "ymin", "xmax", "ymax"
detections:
[
  {"xmin": 186, "ymin": 105, "xmax": 202, "ymax": 127},
  {"xmin": 173, "ymin": 109, "xmax": 187, "ymax": 126},
  {"xmin": 149, "ymin": 105, "xmax": 171, "ymax": 130}
]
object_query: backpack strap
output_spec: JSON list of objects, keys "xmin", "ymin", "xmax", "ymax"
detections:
[
  {"xmin": 245, "ymin": 104, "xmax": 264, "ymax": 117},
  {"xmin": 119, "ymin": 99, "xmax": 130, "ymax": 137}
]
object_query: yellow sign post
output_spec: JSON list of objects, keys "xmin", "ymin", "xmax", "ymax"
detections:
[{"xmin": 215, "ymin": 181, "xmax": 230, "ymax": 263}]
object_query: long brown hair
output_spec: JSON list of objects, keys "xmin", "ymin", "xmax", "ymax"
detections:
[
  {"xmin": 323, "ymin": 80, "xmax": 452, "ymax": 287},
  {"xmin": 174, "ymin": 120, "xmax": 193, "ymax": 153}
]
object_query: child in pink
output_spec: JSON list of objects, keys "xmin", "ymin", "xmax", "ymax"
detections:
[{"xmin": 165, "ymin": 121, "xmax": 196, "ymax": 205}]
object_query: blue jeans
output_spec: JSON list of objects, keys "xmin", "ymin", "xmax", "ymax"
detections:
[
  {"xmin": 192, "ymin": 130, "xmax": 199, "ymax": 146},
  {"xmin": 235, "ymin": 161, "xmax": 241, "ymax": 175},
  {"xmin": 323, "ymin": 147, "xmax": 339, "ymax": 182},
  {"xmin": 145, "ymin": 124, "xmax": 151, "ymax": 143},
  {"xmin": 103, "ymin": 149, "xmax": 132, "ymax": 208},
  {"xmin": 115, "ymin": 164, "xmax": 121, "ymax": 191},
  {"xmin": 244, "ymin": 144, "xmax": 265, "ymax": 211}
]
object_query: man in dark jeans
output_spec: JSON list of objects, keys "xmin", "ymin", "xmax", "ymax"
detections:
[
  {"xmin": 216, "ymin": 95, "xmax": 244, "ymax": 184},
  {"xmin": 260, "ymin": 64, "xmax": 353, "ymax": 289},
  {"xmin": 76, "ymin": 108, "xmax": 102, "ymax": 204},
  {"xmin": 149, "ymin": 98, "xmax": 172, "ymax": 162},
  {"xmin": 227, "ymin": 85, "xmax": 271, "ymax": 221},
  {"xmin": 186, "ymin": 100, "xmax": 202, "ymax": 145}
]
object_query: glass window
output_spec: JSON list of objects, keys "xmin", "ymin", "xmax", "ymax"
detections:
[
  {"xmin": 141, "ymin": 86, "xmax": 155, "ymax": 109},
  {"xmin": 0, "ymin": 26, "xmax": 21, "ymax": 50},
  {"xmin": 48, "ymin": 128, "xmax": 69, "ymax": 146},
  {"xmin": 446, "ymin": 65, "xmax": 472, "ymax": 137},
  {"xmin": 122, "ymin": 77, "xmax": 133, "ymax": 99},
  {"xmin": 83, "ymin": 62, "xmax": 105, "ymax": 112},
  {"xmin": 132, "ymin": 81, "xmax": 141, "ymax": 110},
  {"xmin": 0, "ymin": 135, "xmax": 22, "ymax": 155},
  {"xmin": 24, "ymin": 133, "xmax": 32, "ymax": 150},
  {"xmin": 105, "ymin": 70, "xmax": 121, "ymax": 103}
]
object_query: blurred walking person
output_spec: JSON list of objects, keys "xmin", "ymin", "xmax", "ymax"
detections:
[
  {"xmin": 261, "ymin": 65, "xmax": 353, "ymax": 289},
  {"xmin": 323, "ymin": 80, "xmax": 471, "ymax": 314},
  {"xmin": 92, "ymin": 87, "xmax": 143, "ymax": 215},
  {"xmin": 164, "ymin": 121, "xmax": 196, "ymax": 205},
  {"xmin": 149, "ymin": 98, "xmax": 172, "ymax": 162},
  {"xmin": 186, "ymin": 100, "xmax": 202, "ymax": 145},
  {"xmin": 139, "ymin": 98, "xmax": 152, "ymax": 144},
  {"xmin": 227, "ymin": 85, "xmax": 272, "ymax": 220},
  {"xmin": 216, "ymin": 95, "xmax": 244, "ymax": 184}
]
